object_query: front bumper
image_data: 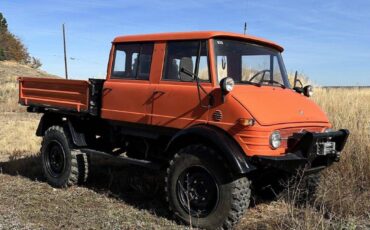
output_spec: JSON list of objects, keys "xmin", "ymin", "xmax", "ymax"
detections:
[{"xmin": 251, "ymin": 129, "xmax": 350, "ymax": 173}]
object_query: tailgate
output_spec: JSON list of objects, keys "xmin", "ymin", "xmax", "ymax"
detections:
[{"xmin": 19, "ymin": 77, "xmax": 90, "ymax": 112}]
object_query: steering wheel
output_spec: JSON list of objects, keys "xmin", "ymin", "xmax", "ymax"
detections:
[
  {"xmin": 249, "ymin": 69, "xmax": 271, "ymax": 82},
  {"xmin": 259, "ymin": 79, "xmax": 286, "ymax": 88}
]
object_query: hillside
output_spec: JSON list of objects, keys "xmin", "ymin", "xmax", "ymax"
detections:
[
  {"xmin": 0, "ymin": 61, "xmax": 58, "ymax": 112},
  {"xmin": 0, "ymin": 62, "xmax": 369, "ymax": 229},
  {"xmin": 0, "ymin": 61, "xmax": 60, "ymax": 155}
]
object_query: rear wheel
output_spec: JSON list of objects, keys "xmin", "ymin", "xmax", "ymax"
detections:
[
  {"xmin": 41, "ymin": 125, "xmax": 89, "ymax": 187},
  {"xmin": 165, "ymin": 144, "xmax": 251, "ymax": 229}
]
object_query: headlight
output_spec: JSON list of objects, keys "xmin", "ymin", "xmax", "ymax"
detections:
[
  {"xmin": 220, "ymin": 77, "xmax": 235, "ymax": 92},
  {"xmin": 269, "ymin": 131, "xmax": 281, "ymax": 149}
]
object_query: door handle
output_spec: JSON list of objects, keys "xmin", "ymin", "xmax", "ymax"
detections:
[
  {"xmin": 153, "ymin": 90, "xmax": 165, "ymax": 95},
  {"xmin": 102, "ymin": 87, "xmax": 112, "ymax": 96}
]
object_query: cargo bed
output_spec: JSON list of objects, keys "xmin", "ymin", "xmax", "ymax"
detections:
[{"xmin": 19, "ymin": 77, "xmax": 104, "ymax": 116}]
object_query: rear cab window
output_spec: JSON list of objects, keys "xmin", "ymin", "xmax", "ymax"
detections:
[
  {"xmin": 111, "ymin": 43, "xmax": 154, "ymax": 80},
  {"xmin": 162, "ymin": 40, "xmax": 210, "ymax": 82}
]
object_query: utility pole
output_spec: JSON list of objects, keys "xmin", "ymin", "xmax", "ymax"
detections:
[
  {"xmin": 244, "ymin": 22, "xmax": 247, "ymax": 35},
  {"xmin": 62, "ymin": 23, "xmax": 68, "ymax": 79}
]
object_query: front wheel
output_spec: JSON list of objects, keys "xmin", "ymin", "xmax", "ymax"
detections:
[{"xmin": 165, "ymin": 144, "xmax": 251, "ymax": 229}]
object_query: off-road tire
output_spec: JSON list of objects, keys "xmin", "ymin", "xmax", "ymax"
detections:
[
  {"xmin": 41, "ymin": 125, "xmax": 89, "ymax": 188},
  {"xmin": 165, "ymin": 144, "xmax": 251, "ymax": 230}
]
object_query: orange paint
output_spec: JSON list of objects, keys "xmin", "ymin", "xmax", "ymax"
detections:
[{"xmin": 19, "ymin": 31, "xmax": 331, "ymax": 157}]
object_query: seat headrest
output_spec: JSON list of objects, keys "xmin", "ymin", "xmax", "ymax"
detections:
[{"xmin": 179, "ymin": 57, "xmax": 193, "ymax": 81}]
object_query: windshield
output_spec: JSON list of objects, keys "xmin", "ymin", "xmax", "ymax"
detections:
[{"xmin": 214, "ymin": 39, "xmax": 290, "ymax": 87}]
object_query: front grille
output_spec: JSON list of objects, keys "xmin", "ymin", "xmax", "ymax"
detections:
[{"xmin": 280, "ymin": 127, "xmax": 324, "ymax": 149}]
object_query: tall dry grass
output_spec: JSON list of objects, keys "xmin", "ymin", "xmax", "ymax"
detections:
[
  {"xmin": 314, "ymin": 88, "xmax": 370, "ymax": 223},
  {"xmin": 0, "ymin": 113, "xmax": 41, "ymax": 156},
  {"xmin": 0, "ymin": 61, "xmax": 55, "ymax": 156},
  {"xmin": 266, "ymin": 88, "xmax": 370, "ymax": 229}
]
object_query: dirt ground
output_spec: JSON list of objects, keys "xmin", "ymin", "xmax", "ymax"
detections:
[{"xmin": 0, "ymin": 151, "xmax": 293, "ymax": 230}]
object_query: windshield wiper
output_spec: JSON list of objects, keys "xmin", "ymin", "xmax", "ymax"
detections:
[{"xmin": 257, "ymin": 74, "xmax": 266, "ymax": 87}]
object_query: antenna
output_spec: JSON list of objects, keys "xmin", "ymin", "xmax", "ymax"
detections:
[
  {"xmin": 243, "ymin": 22, "xmax": 247, "ymax": 35},
  {"xmin": 62, "ymin": 23, "xmax": 68, "ymax": 79}
]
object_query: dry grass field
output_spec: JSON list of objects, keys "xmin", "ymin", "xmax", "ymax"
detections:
[{"xmin": 0, "ymin": 61, "xmax": 369, "ymax": 229}]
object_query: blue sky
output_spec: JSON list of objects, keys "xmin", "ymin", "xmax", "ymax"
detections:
[{"xmin": 1, "ymin": 0, "xmax": 369, "ymax": 85}]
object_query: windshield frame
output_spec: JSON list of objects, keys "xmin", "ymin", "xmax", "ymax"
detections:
[{"xmin": 213, "ymin": 38, "xmax": 291, "ymax": 88}]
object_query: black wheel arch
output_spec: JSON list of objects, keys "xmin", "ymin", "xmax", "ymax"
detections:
[
  {"xmin": 36, "ymin": 113, "xmax": 63, "ymax": 137},
  {"xmin": 36, "ymin": 113, "xmax": 88, "ymax": 147},
  {"xmin": 165, "ymin": 125, "xmax": 256, "ymax": 176}
]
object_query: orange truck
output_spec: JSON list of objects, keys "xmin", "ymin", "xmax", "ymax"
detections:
[{"xmin": 19, "ymin": 31, "xmax": 349, "ymax": 229}]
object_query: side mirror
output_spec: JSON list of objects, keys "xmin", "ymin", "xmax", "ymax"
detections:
[
  {"xmin": 303, "ymin": 85, "xmax": 313, "ymax": 97},
  {"xmin": 220, "ymin": 77, "xmax": 235, "ymax": 93},
  {"xmin": 293, "ymin": 86, "xmax": 303, "ymax": 93}
]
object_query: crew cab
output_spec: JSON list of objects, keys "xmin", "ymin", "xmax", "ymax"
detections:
[{"xmin": 18, "ymin": 31, "xmax": 349, "ymax": 230}]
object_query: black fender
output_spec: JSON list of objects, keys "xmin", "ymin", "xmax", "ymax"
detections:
[
  {"xmin": 36, "ymin": 113, "xmax": 63, "ymax": 136},
  {"xmin": 36, "ymin": 113, "xmax": 87, "ymax": 147},
  {"xmin": 165, "ymin": 125, "xmax": 256, "ymax": 175}
]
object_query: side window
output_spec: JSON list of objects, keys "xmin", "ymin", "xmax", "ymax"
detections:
[
  {"xmin": 131, "ymin": 52, "xmax": 139, "ymax": 77},
  {"xmin": 137, "ymin": 44, "xmax": 154, "ymax": 80},
  {"xmin": 113, "ymin": 50, "xmax": 126, "ymax": 75},
  {"xmin": 216, "ymin": 56, "xmax": 228, "ymax": 82},
  {"xmin": 163, "ymin": 40, "xmax": 210, "ymax": 81},
  {"xmin": 272, "ymin": 56, "xmax": 283, "ymax": 83},
  {"xmin": 111, "ymin": 43, "xmax": 154, "ymax": 80}
]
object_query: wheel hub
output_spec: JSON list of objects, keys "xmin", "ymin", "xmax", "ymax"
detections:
[
  {"xmin": 45, "ymin": 141, "xmax": 66, "ymax": 177},
  {"xmin": 177, "ymin": 166, "xmax": 219, "ymax": 217}
]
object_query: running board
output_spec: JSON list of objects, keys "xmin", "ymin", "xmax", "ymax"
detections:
[{"xmin": 80, "ymin": 148, "xmax": 161, "ymax": 170}]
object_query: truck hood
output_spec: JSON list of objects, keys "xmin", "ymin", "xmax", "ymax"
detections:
[{"xmin": 232, "ymin": 86, "xmax": 329, "ymax": 126}]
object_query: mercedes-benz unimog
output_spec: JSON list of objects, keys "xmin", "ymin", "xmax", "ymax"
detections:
[{"xmin": 18, "ymin": 31, "xmax": 349, "ymax": 229}]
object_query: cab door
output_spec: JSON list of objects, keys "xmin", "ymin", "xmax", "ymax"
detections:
[
  {"xmin": 101, "ymin": 42, "xmax": 155, "ymax": 124},
  {"xmin": 151, "ymin": 40, "xmax": 211, "ymax": 129}
]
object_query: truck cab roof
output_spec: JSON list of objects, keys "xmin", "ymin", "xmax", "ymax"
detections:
[{"xmin": 112, "ymin": 31, "xmax": 284, "ymax": 52}]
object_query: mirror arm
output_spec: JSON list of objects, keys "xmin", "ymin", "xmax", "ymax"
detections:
[
  {"xmin": 195, "ymin": 42, "xmax": 211, "ymax": 108},
  {"xmin": 293, "ymin": 71, "xmax": 298, "ymax": 88},
  {"xmin": 293, "ymin": 71, "xmax": 305, "ymax": 93},
  {"xmin": 195, "ymin": 73, "xmax": 211, "ymax": 109},
  {"xmin": 180, "ymin": 67, "xmax": 211, "ymax": 109}
]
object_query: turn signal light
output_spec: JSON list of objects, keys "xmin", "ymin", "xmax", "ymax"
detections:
[{"xmin": 239, "ymin": 118, "xmax": 255, "ymax": 126}]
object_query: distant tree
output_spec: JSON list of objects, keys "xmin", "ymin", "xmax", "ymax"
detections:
[
  {"xmin": 0, "ymin": 12, "xmax": 42, "ymax": 68},
  {"xmin": 0, "ymin": 12, "xmax": 9, "ymax": 61},
  {"xmin": 0, "ymin": 31, "xmax": 30, "ymax": 62},
  {"xmin": 0, "ymin": 12, "xmax": 8, "ymax": 31},
  {"xmin": 29, "ymin": 57, "xmax": 42, "ymax": 68}
]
